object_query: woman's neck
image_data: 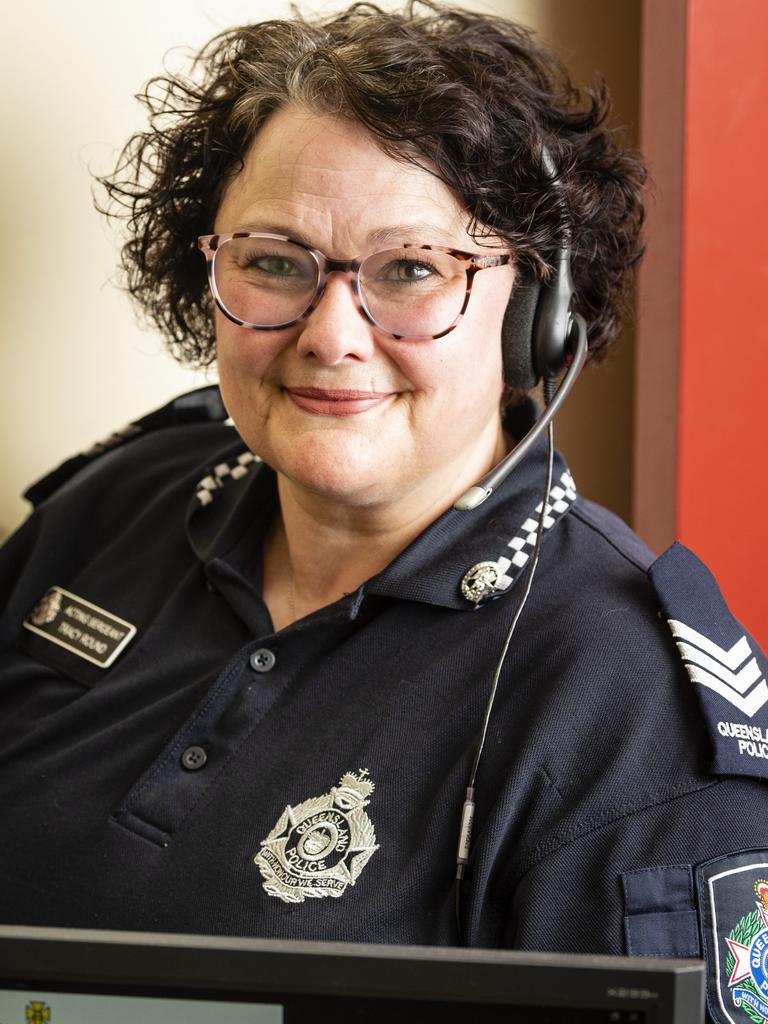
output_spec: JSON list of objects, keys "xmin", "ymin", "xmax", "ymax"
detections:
[
  {"xmin": 262, "ymin": 425, "xmax": 510, "ymax": 631},
  {"xmin": 262, "ymin": 481, "xmax": 441, "ymax": 631}
]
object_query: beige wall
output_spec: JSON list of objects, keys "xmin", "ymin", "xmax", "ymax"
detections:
[{"xmin": 0, "ymin": 0, "xmax": 639, "ymax": 540}]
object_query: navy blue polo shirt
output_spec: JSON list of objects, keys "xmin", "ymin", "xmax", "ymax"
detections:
[{"xmin": 2, "ymin": 389, "xmax": 768, "ymax": 1010}]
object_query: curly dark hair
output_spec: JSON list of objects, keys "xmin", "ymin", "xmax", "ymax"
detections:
[{"xmin": 97, "ymin": 0, "xmax": 645, "ymax": 368}]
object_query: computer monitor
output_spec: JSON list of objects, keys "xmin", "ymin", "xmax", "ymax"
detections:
[{"xmin": 0, "ymin": 925, "xmax": 704, "ymax": 1024}]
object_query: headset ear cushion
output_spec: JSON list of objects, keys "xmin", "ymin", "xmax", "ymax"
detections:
[{"xmin": 501, "ymin": 276, "xmax": 541, "ymax": 390}]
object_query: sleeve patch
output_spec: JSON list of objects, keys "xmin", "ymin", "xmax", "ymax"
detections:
[
  {"xmin": 697, "ymin": 850, "xmax": 768, "ymax": 1024},
  {"xmin": 649, "ymin": 543, "xmax": 768, "ymax": 781}
]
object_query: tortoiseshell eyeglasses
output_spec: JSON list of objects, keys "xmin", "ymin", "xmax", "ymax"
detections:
[{"xmin": 198, "ymin": 232, "xmax": 511, "ymax": 340}]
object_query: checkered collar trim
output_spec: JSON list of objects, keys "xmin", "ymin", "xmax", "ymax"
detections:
[
  {"xmin": 186, "ymin": 435, "xmax": 578, "ymax": 612},
  {"xmin": 455, "ymin": 470, "xmax": 577, "ymax": 606},
  {"xmin": 364, "ymin": 442, "xmax": 577, "ymax": 611},
  {"xmin": 194, "ymin": 451, "xmax": 261, "ymax": 507},
  {"xmin": 187, "ymin": 444, "xmax": 270, "ymax": 564},
  {"xmin": 494, "ymin": 470, "xmax": 577, "ymax": 590}
]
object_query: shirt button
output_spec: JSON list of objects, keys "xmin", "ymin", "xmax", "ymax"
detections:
[
  {"xmin": 180, "ymin": 745, "xmax": 208, "ymax": 771},
  {"xmin": 250, "ymin": 648, "xmax": 276, "ymax": 672}
]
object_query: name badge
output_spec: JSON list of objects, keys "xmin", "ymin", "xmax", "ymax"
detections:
[{"xmin": 23, "ymin": 586, "xmax": 136, "ymax": 668}]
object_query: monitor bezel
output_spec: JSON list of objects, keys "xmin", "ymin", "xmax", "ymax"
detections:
[{"xmin": 0, "ymin": 925, "xmax": 704, "ymax": 1024}]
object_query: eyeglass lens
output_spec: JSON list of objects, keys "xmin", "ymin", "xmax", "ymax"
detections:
[{"xmin": 212, "ymin": 236, "xmax": 468, "ymax": 337}]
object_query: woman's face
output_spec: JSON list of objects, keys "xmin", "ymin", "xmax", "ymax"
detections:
[{"xmin": 214, "ymin": 106, "xmax": 515, "ymax": 512}]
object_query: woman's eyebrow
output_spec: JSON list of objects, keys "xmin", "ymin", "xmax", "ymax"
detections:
[
  {"xmin": 366, "ymin": 223, "xmax": 458, "ymax": 246},
  {"xmin": 233, "ymin": 222, "xmax": 460, "ymax": 248},
  {"xmin": 234, "ymin": 222, "xmax": 308, "ymax": 241}
]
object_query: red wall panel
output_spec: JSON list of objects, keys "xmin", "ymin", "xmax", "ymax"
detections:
[{"xmin": 677, "ymin": 0, "xmax": 768, "ymax": 645}]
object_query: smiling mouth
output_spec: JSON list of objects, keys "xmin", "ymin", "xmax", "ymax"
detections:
[{"xmin": 285, "ymin": 387, "xmax": 394, "ymax": 416}]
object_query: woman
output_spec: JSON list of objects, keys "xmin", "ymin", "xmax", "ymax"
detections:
[{"xmin": 1, "ymin": 0, "xmax": 765, "ymax": 990}]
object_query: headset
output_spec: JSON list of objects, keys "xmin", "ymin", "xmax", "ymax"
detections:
[
  {"xmin": 452, "ymin": 146, "xmax": 589, "ymax": 942},
  {"xmin": 454, "ymin": 147, "xmax": 588, "ymax": 512}
]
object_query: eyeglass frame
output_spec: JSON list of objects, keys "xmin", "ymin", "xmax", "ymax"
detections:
[{"xmin": 198, "ymin": 231, "xmax": 512, "ymax": 341}]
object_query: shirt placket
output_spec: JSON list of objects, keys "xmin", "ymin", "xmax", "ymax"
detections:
[
  {"xmin": 112, "ymin": 565, "xmax": 365, "ymax": 849},
  {"xmin": 112, "ymin": 629, "xmax": 293, "ymax": 847}
]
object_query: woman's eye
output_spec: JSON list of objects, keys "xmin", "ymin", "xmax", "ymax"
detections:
[
  {"xmin": 401, "ymin": 261, "xmax": 433, "ymax": 281},
  {"xmin": 246, "ymin": 255, "xmax": 299, "ymax": 276},
  {"xmin": 382, "ymin": 260, "xmax": 438, "ymax": 283}
]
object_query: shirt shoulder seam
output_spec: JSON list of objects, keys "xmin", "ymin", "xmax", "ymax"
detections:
[
  {"xmin": 569, "ymin": 499, "xmax": 652, "ymax": 574},
  {"xmin": 514, "ymin": 777, "xmax": 722, "ymax": 879}
]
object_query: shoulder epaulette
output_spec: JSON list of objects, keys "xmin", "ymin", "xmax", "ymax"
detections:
[
  {"xmin": 649, "ymin": 542, "xmax": 768, "ymax": 780},
  {"xmin": 24, "ymin": 385, "xmax": 228, "ymax": 508}
]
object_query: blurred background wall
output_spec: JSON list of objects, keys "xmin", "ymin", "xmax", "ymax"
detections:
[{"xmin": 0, "ymin": 0, "xmax": 640, "ymax": 541}]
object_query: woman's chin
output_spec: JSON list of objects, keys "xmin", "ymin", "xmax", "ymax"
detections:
[{"xmin": 272, "ymin": 432, "xmax": 404, "ymax": 506}]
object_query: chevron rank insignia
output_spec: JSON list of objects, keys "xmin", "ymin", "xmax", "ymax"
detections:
[{"xmin": 650, "ymin": 543, "xmax": 768, "ymax": 779}]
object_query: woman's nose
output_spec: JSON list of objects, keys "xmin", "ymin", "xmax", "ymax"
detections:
[{"xmin": 295, "ymin": 274, "xmax": 376, "ymax": 364}]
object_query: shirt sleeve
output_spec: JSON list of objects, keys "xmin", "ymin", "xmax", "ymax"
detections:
[
  {"xmin": 504, "ymin": 776, "xmax": 768, "ymax": 1024},
  {"xmin": 0, "ymin": 512, "xmax": 39, "ymax": 616}
]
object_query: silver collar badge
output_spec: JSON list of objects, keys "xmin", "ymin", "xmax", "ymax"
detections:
[
  {"xmin": 255, "ymin": 770, "xmax": 379, "ymax": 903},
  {"xmin": 461, "ymin": 560, "xmax": 501, "ymax": 604}
]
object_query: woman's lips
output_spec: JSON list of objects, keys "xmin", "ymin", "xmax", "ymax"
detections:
[{"xmin": 286, "ymin": 387, "xmax": 394, "ymax": 416}]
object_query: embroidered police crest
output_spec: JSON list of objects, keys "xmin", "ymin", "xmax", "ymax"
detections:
[
  {"xmin": 699, "ymin": 851, "xmax": 768, "ymax": 1024},
  {"xmin": 255, "ymin": 770, "xmax": 379, "ymax": 903}
]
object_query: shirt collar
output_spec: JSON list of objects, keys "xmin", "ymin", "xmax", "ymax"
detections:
[{"xmin": 186, "ymin": 400, "xmax": 577, "ymax": 613}]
